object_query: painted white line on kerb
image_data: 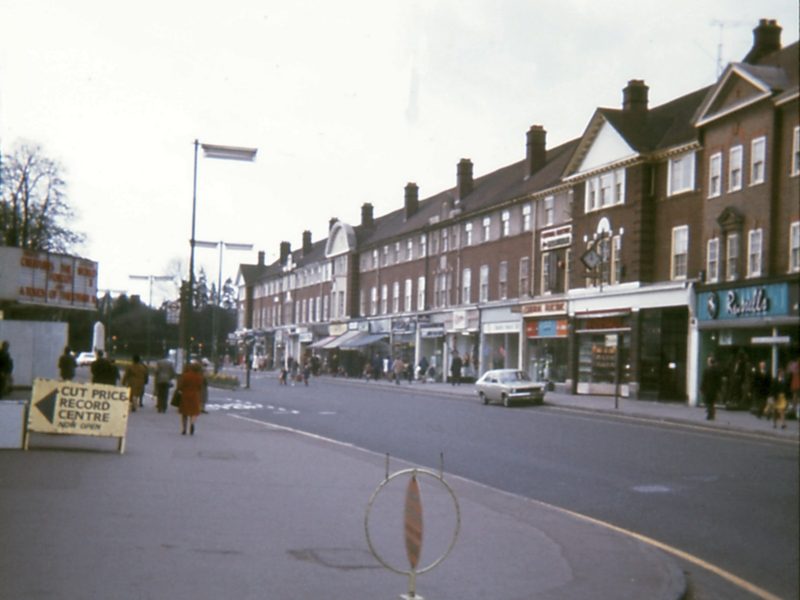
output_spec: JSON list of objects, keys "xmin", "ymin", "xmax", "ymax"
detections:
[{"xmin": 228, "ymin": 413, "xmax": 781, "ymax": 600}]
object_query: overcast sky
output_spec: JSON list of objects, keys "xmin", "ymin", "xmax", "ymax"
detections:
[{"xmin": 1, "ymin": 0, "xmax": 797, "ymax": 305}]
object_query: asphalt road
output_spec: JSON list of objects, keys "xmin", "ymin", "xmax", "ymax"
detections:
[{"xmin": 211, "ymin": 372, "xmax": 798, "ymax": 600}]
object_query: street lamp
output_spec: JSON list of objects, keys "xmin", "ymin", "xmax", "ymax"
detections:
[
  {"xmin": 129, "ymin": 274, "xmax": 173, "ymax": 360},
  {"xmin": 186, "ymin": 140, "xmax": 257, "ymax": 367},
  {"xmin": 194, "ymin": 240, "xmax": 253, "ymax": 371}
]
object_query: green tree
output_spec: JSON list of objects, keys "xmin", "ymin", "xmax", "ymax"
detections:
[{"xmin": 1, "ymin": 142, "xmax": 85, "ymax": 252}]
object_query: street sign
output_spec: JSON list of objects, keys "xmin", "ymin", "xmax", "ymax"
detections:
[{"xmin": 25, "ymin": 379, "xmax": 130, "ymax": 453}]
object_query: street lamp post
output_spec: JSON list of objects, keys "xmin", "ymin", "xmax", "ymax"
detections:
[
  {"xmin": 129, "ymin": 274, "xmax": 173, "ymax": 360},
  {"xmin": 186, "ymin": 140, "xmax": 257, "ymax": 367},
  {"xmin": 195, "ymin": 240, "xmax": 253, "ymax": 372}
]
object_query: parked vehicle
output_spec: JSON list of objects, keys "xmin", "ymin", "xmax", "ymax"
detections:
[
  {"xmin": 476, "ymin": 369, "xmax": 546, "ymax": 407},
  {"xmin": 75, "ymin": 352, "xmax": 96, "ymax": 366}
]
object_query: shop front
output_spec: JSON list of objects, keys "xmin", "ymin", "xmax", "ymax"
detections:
[
  {"xmin": 480, "ymin": 306, "xmax": 521, "ymax": 376},
  {"xmin": 694, "ymin": 279, "xmax": 799, "ymax": 406},
  {"xmin": 521, "ymin": 300, "xmax": 569, "ymax": 385},
  {"xmin": 391, "ymin": 317, "xmax": 417, "ymax": 366},
  {"xmin": 418, "ymin": 322, "xmax": 446, "ymax": 381},
  {"xmin": 446, "ymin": 309, "xmax": 479, "ymax": 382},
  {"xmin": 573, "ymin": 310, "xmax": 631, "ymax": 397}
]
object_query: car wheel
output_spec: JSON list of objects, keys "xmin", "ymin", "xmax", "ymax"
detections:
[
  {"xmin": 502, "ymin": 394, "xmax": 510, "ymax": 407},
  {"xmin": 479, "ymin": 392, "xmax": 488, "ymax": 405}
]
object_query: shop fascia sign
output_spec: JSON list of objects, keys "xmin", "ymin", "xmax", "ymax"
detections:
[
  {"xmin": 698, "ymin": 283, "xmax": 790, "ymax": 321},
  {"xmin": 420, "ymin": 324, "xmax": 445, "ymax": 338},
  {"xmin": 482, "ymin": 321, "xmax": 519, "ymax": 334},
  {"xmin": 540, "ymin": 225, "xmax": 572, "ymax": 251},
  {"xmin": 521, "ymin": 300, "xmax": 567, "ymax": 316}
]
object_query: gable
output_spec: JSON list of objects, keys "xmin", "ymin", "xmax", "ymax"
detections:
[
  {"xmin": 694, "ymin": 64, "xmax": 776, "ymax": 128},
  {"xmin": 325, "ymin": 222, "xmax": 356, "ymax": 257},
  {"xmin": 575, "ymin": 119, "xmax": 637, "ymax": 175}
]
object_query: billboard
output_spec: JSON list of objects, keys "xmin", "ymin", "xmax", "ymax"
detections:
[{"xmin": 0, "ymin": 247, "xmax": 98, "ymax": 310}]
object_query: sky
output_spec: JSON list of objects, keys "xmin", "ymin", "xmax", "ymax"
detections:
[{"xmin": 1, "ymin": 0, "xmax": 798, "ymax": 306}]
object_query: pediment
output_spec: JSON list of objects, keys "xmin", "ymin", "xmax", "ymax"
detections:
[
  {"xmin": 564, "ymin": 112, "xmax": 637, "ymax": 177},
  {"xmin": 716, "ymin": 206, "xmax": 744, "ymax": 232},
  {"xmin": 694, "ymin": 64, "xmax": 781, "ymax": 127}
]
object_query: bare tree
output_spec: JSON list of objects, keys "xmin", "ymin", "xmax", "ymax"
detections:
[{"xmin": 1, "ymin": 142, "xmax": 85, "ymax": 252}]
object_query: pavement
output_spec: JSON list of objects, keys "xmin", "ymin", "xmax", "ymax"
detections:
[{"xmin": 0, "ymin": 376, "xmax": 796, "ymax": 600}]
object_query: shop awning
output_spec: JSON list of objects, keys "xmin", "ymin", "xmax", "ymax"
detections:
[
  {"xmin": 320, "ymin": 329, "xmax": 363, "ymax": 349},
  {"xmin": 340, "ymin": 332, "xmax": 389, "ymax": 350},
  {"xmin": 308, "ymin": 335, "xmax": 337, "ymax": 349}
]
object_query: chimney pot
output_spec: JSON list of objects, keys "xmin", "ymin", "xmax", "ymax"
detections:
[
  {"xmin": 744, "ymin": 18, "xmax": 782, "ymax": 64},
  {"xmin": 526, "ymin": 125, "xmax": 547, "ymax": 176},
  {"xmin": 404, "ymin": 182, "xmax": 419, "ymax": 219},
  {"xmin": 361, "ymin": 203, "xmax": 374, "ymax": 227},
  {"xmin": 257, "ymin": 251, "xmax": 265, "ymax": 266},
  {"xmin": 457, "ymin": 159, "xmax": 473, "ymax": 201},
  {"xmin": 622, "ymin": 79, "xmax": 649, "ymax": 114},
  {"xmin": 302, "ymin": 230, "xmax": 312, "ymax": 255},
  {"xmin": 279, "ymin": 241, "xmax": 291, "ymax": 265}
]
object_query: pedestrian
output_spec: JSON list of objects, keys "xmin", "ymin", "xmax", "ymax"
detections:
[
  {"xmin": 91, "ymin": 350, "xmax": 119, "ymax": 385},
  {"xmin": 700, "ymin": 355, "xmax": 720, "ymax": 421},
  {"xmin": 154, "ymin": 355, "xmax": 176, "ymax": 413},
  {"xmin": 122, "ymin": 354, "xmax": 149, "ymax": 412},
  {"xmin": 0, "ymin": 341, "xmax": 13, "ymax": 398},
  {"xmin": 788, "ymin": 355, "xmax": 800, "ymax": 420},
  {"xmin": 177, "ymin": 361, "xmax": 205, "ymax": 435},
  {"xmin": 289, "ymin": 357, "xmax": 298, "ymax": 386},
  {"xmin": 769, "ymin": 367, "xmax": 790, "ymax": 429},
  {"xmin": 751, "ymin": 360, "xmax": 772, "ymax": 419},
  {"xmin": 418, "ymin": 356, "xmax": 429, "ymax": 383},
  {"xmin": 393, "ymin": 356, "xmax": 405, "ymax": 384},
  {"xmin": 450, "ymin": 350, "xmax": 463, "ymax": 386},
  {"xmin": 58, "ymin": 346, "xmax": 77, "ymax": 381},
  {"xmin": 302, "ymin": 361, "xmax": 311, "ymax": 386},
  {"xmin": 279, "ymin": 365, "xmax": 288, "ymax": 385}
]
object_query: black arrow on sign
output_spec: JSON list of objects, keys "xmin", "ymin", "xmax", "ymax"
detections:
[{"xmin": 35, "ymin": 389, "xmax": 58, "ymax": 425}]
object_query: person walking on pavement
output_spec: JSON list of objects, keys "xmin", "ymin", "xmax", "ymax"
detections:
[
  {"xmin": 177, "ymin": 361, "xmax": 205, "ymax": 435},
  {"xmin": 450, "ymin": 350, "xmax": 463, "ymax": 386},
  {"xmin": 302, "ymin": 360, "xmax": 311, "ymax": 386},
  {"xmin": 701, "ymin": 355, "xmax": 721, "ymax": 421},
  {"xmin": 154, "ymin": 355, "xmax": 176, "ymax": 413},
  {"xmin": 751, "ymin": 360, "xmax": 772, "ymax": 418},
  {"xmin": 91, "ymin": 350, "xmax": 119, "ymax": 385},
  {"xmin": 122, "ymin": 354, "xmax": 149, "ymax": 412},
  {"xmin": 393, "ymin": 356, "xmax": 405, "ymax": 384},
  {"xmin": 418, "ymin": 356, "xmax": 429, "ymax": 383},
  {"xmin": 0, "ymin": 341, "xmax": 12, "ymax": 399},
  {"xmin": 58, "ymin": 346, "xmax": 77, "ymax": 381},
  {"xmin": 769, "ymin": 367, "xmax": 790, "ymax": 429}
]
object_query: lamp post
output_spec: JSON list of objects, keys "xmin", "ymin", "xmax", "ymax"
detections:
[
  {"xmin": 194, "ymin": 240, "xmax": 253, "ymax": 372},
  {"xmin": 186, "ymin": 140, "xmax": 257, "ymax": 367},
  {"xmin": 129, "ymin": 274, "xmax": 173, "ymax": 360}
]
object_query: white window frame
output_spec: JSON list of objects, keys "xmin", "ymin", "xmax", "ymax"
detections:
[
  {"xmin": 419, "ymin": 234, "xmax": 427, "ymax": 258},
  {"xmin": 519, "ymin": 256, "xmax": 530, "ymax": 297},
  {"xmin": 392, "ymin": 281, "xmax": 400, "ymax": 313},
  {"xmin": 671, "ymin": 225, "xmax": 689, "ymax": 280},
  {"xmin": 498, "ymin": 261, "xmax": 508, "ymax": 300},
  {"xmin": 667, "ymin": 151, "xmax": 695, "ymax": 196},
  {"xmin": 404, "ymin": 279, "xmax": 412, "ymax": 312},
  {"xmin": 750, "ymin": 137, "xmax": 766, "ymax": 186},
  {"xmin": 543, "ymin": 197, "xmax": 554, "ymax": 226},
  {"xmin": 479, "ymin": 265, "xmax": 489, "ymax": 302},
  {"xmin": 728, "ymin": 145, "xmax": 743, "ymax": 192},
  {"xmin": 707, "ymin": 238, "xmax": 719, "ymax": 283},
  {"xmin": 708, "ymin": 152, "xmax": 722, "ymax": 198},
  {"xmin": 790, "ymin": 222, "xmax": 800, "ymax": 272},
  {"xmin": 611, "ymin": 235, "xmax": 622, "ymax": 284},
  {"xmin": 792, "ymin": 126, "xmax": 800, "ymax": 177},
  {"xmin": 417, "ymin": 276, "xmax": 425, "ymax": 310},
  {"xmin": 726, "ymin": 233, "xmax": 739, "ymax": 281},
  {"xmin": 522, "ymin": 204, "xmax": 532, "ymax": 231},
  {"xmin": 441, "ymin": 228, "xmax": 449, "ymax": 252},
  {"xmin": 501, "ymin": 211, "xmax": 510, "ymax": 237},
  {"xmin": 464, "ymin": 222, "xmax": 473, "ymax": 246},
  {"xmin": 370, "ymin": 286, "xmax": 378, "ymax": 316},
  {"xmin": 747, "ymin": 229, "xmax": 763, "ymax": 278},
  {"xmin": 541, "ymin": 252, "xmax": 552, "ymax": 294},
  {"xmin": 381, "ymin": 284, "xmax": 388, "ymax": 314},
  {"xmin": 462, "ymin": 268, "xmax": 471, "ymax": 304},
  {"xmin": 482, "ymin": 217, "xmax": 491, "ymax": 242},
  {"xmin": 584, "ymin": 168, "xmax": 625, "ymax": 212}
]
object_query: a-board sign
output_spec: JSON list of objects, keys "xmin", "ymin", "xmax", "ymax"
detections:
[{"xmin": 25, "ymin": 379, "xmax": 130, "ymax": 453}]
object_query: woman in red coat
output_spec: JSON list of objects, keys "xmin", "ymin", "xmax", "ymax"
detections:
[{"xmin": 177, "ymin": 362, "xmax": 205, "ymax": 435}]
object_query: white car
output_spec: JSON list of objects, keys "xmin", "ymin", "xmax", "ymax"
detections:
[
  {"xmin": 476, "ymin": 369, "xmax": 546, "ymax": 407},
  {"xmin": 76, "ymin": 352, "xmax": 96, "ymax": 366}
]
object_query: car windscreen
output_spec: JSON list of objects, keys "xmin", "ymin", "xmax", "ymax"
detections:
[{"xmin": 498, "ymin": 371, "xmax": 531, "ymax": 383}]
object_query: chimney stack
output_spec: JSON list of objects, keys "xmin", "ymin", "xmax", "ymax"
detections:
[
  {"xmin": 279, "ymin": 241, "xmax": 291, "ymax": 266},
  {"xmin": 744, "ymin": 19, "xmax": 782, "ymax": 64},
  {"xmin": 361, "ymin": 203, "xmax": 374, "ymax": 227},
  {"xmin": 457, "ymin": 158, "xmax": 473, "ymax": 201},
  {"xmin": 302, "ymin": 230, "xmax": 312, "ymax": 255},
  {"xmin": 404, "ymin": 182, "xmax": 419, "ymax": 219},
  {"xmin": 526, "ymin": 125, "xmax": 547, "ymax": 177},
  {"xmin": 622, "ymin": 79, "xmax": 649, "ymax": 114},
  {"xmin": 257, "ymin": 250, "xmax": 265, "ymax": 266}
]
